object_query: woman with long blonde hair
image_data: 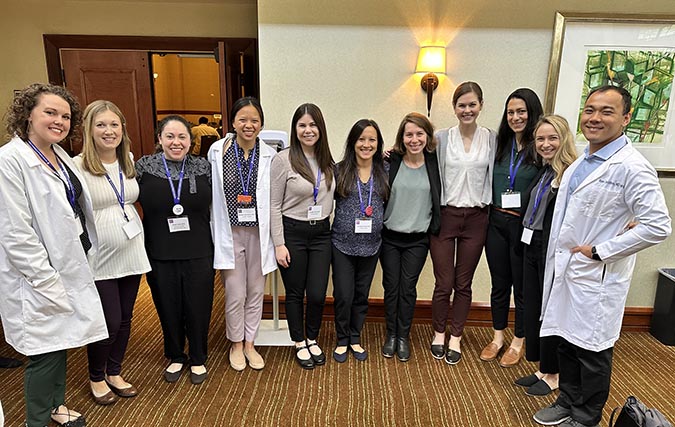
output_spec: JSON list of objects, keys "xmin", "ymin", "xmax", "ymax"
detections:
[
  {"xmin": 515, "ymin": 114, "xmax": 577, "ymax": 396},
  {"xmin": 74, "ymin": 100, "xmax": 151, "ymax": 404}
]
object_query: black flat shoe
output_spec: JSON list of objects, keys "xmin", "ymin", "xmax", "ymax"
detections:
[
  {"xmin": 445, "ymin": 349, "xmax": 461, "ymax": 365},
  {"xmin": 381, "ymin": 335, "xmax": 397, "ymax": 358},
  {"xmin": 430, "ymin": 343, "xmax": 445, "ymax": 359},
  {"xmin": 514, "ymin": 374, "xmax": 540, "ymax": 388},
  {"xmin": 295, "ymin": 344, "xmax": 315, "ymax": 370},
  {"xmin": 163, "ymin": 364, "xmax": 185, "ymax": 383},
  {"xmin": 350, "ymin": 345, "xmax": 368, "ymax": 361},
  {"xmin": 333, "ymin": 347, "xmax": 348, "ymax": 363},
  {"xmin": 526, "ymin": 379, "xmax": 556, "ymax": 397},
  {"xmin": 396, "ymin": 337, "xmax": 410, "ymax": 362},
  {"xmin": 306, "ymin": 341, "xmax": 326, "ymax": 365}
]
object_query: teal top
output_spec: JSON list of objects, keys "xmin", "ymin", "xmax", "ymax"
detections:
[
  {"xmin": 491, "ymin": 146, "xmax": 539, "ymax": 210},
  {"xmin": 384, "ymin": 162, "xmax": 432, "ymax": 233}
]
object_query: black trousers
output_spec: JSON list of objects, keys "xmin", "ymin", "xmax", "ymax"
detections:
[
  {"xmin": 25, "ymin": 350, "xmax": 66, "ymax": 427},
  {"xmin": 522, "ymin": 231, "xmax": 559, "ymax": 373},
  {"xmin": 555, "ymin": 338, "xmax": 613, "ymax": 426},
  {"xmin": 279, "ymin": 217, "xmax": 332, "ymax": 343},
  {"xmin": 87, "ymin": 274, "xmax": 142, "ymax": 381},
  {"xmin": 380, "ymin": 228, "xmax": 429, "ymax": 339},
  {"xmin": 146, "ymin": 256, "xmax": 214, "ymax": 366},
  {"xmin": 332, "ymin": 245, "xmax": 379, "ymax": 346},
  {"xmin": 485, "ymin": 209, "xmax": 525, "ymax": 337}
]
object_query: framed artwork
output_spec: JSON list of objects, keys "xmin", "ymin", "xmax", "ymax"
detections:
[{"xmin": 545, "ymin": 12, "xmax": 675, "ymax": 171}]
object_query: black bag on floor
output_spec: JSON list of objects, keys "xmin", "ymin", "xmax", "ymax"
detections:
[{"xmin": 609, "ymin": 396, "xmax": 673, "ymax": 427}]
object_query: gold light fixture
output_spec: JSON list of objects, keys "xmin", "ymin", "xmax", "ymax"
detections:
[{"xmin": 416, "ymin": 46, "xmax": 446, "ymax": 116}]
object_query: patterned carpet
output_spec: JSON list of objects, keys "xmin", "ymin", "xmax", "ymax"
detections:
[{"xmin": 1, "ymin": 278, "xmax": 674, "ymax": 427}]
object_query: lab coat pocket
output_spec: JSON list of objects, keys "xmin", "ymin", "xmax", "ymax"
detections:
[
  {"xmin": 580, "ymin": 187, "xmax": 621, "ymax": 222},
  {"xmin": 22, "ymin": 276, "xmax": 74, "ymax": 320},
  {"xmin": 569, "ymin": 252, "xmax": 602, "ymax": 295}
]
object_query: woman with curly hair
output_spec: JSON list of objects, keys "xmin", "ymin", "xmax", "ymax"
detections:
[{"xmin": 0, "ymin": 83, "xmax": 107, "ymax": 427}]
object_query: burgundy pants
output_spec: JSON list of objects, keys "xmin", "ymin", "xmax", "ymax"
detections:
[{"xmin": 430, "ymin": 206, "xmax": 488, "ymax": 336}]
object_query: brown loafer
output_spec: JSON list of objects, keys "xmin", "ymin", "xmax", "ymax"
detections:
[
  {"xmin": 479, "ymin": 342, "xmax": 503, "ymax": 361},
  {"xmin": 499, "ymin": 346, "xmax": 524, "ymax": 367},
  {"xmin": 106, "ymin": 380, "xmax": 138, "ymax": 398}
]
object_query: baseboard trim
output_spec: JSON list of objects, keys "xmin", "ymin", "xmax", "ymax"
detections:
[{"xmin": 263, "ymin": 296, "xmax": 652, "ymax": 332}]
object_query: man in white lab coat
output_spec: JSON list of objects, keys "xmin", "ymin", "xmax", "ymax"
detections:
[{"xmin": 533, "ymin": 85, "xmax": 671, "ymax": 427}]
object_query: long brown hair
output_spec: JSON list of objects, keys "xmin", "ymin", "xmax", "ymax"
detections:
[
  {"xmin": 336, "ymin": 119, "xmax": 389, "ymax": 201},
  {"xmin": 80, "ymin": 100, "xmax": 136, "ymax": 178},
  {"xmin": 289, "ymin": 103, "xmax": 334, "ymax": 188},
  {"xmin": 534, "ymin": 114, "xmax": 577, "ymax": 187}
]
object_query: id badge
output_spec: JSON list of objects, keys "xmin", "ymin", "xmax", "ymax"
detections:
[
  {"xmin": 308, "ymin": 205, "xmax": 323, "ymax": 220},
  {"xmin": 501, "ymin": 191, "xmax": 521, "ymax": 209},
  {"xmin": 74, "ymin": 216, "xmax": 84, "ymax": 236},
  {"xmin": 168, "ymin": 216, "xmax": 190, "ymax": 233},
  {"xmin": 521, "ymin": 227, "xmax": 533, "ymax": 245},
  {"xmin": 123, "ymin": 218, "xmax": 142, "ymax": 239},
  {"xmin": 237, "ymin": 207, "xmax": 256, "ymax": 222},
  {"xmin": 354, "ymin": 218, "xmax": 373, "ymax": 234}
]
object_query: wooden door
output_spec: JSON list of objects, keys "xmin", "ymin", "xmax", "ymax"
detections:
[
  {"xmin": 61, "ymin": 49, "xmax": 156, "ymax": 158},
  {"xmin": 218, "ymin": 39, "xmax": 258, "ymax": 131}
]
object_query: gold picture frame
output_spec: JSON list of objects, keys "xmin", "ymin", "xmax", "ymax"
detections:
[{"xmin": 545, "ymin": 12, "xmax": 675, "ymax": 171}]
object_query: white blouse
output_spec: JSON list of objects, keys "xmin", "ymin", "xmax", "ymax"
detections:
[{"xmin": 440, "ymin": 126, "xmax": 493, "ymax": 208}]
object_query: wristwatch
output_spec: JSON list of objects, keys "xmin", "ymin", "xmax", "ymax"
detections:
[{"xmin": 591, "ymin": 246, "xmax": 602, "ymax": 261}]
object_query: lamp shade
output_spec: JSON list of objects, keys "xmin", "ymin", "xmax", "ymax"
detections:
[{"xmin": 415, "ymin": 46, "xmax": 446, "ymax": 74}]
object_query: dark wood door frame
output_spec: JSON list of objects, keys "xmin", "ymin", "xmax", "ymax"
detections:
[{"xmin": 43, "ymin": 34, "xmax": 259, "ymax": 129}]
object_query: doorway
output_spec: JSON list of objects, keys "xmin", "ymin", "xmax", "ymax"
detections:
[{"xmin": 44, "ymin": 34, "xmax": 258, "ymax": 158}]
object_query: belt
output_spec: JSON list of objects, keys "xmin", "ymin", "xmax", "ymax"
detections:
[
  {"xmin": 282, "ymin": 216, "xmax": 329, "ymax": 226},
  {"xmin": 493, "ymin": 206, "xmax": 521, "ymax": 217}
]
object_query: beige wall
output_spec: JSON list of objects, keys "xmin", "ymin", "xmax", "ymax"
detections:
[
  {"xmin": 258, "ymin": 0, "xmax": 675, "ymax": 306},
  {"xmin": 0, "ymin": 0, "xmax": 257, "ymax": 117}
]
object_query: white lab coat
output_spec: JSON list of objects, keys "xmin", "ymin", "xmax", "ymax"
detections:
[
  {"xmin": 540, "ymin": 141, "xmax": 671, "ymax": 352},
  {"xmin": 0, "ymin": 137, "xmax": 108, "ymax": 356},
  {"xmin": 208, "ymin": 134, "xmax": 277, "ymax": 275}
]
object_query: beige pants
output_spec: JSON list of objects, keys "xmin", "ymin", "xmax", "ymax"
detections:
[{"xmin": 222, "ymin": 226, "xmax": 265, "ymax": 342}]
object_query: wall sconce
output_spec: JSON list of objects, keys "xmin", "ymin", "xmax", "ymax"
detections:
[{"xmin": 416, "ymin": 46, "xmax": 446, "ymax": 116}]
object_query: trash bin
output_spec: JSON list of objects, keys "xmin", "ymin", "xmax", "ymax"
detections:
[{"xmin": 650, "ymin": 268, "xmax": 675, "ymax": 346}]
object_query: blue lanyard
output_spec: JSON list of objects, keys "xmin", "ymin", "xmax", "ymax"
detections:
[
  {"xmin": 161, "ymin": 154, "xmax": 186, "ymax": 205},
  {"xmin": 104, "ymin": 167, "xmax": 129, "ymax": 222},
  {"xmin": 527, "ymin": 169, "xmax": 553, "ymax": 227},
  {"xmin": 356, "ymin": 169, "xmax": 373, "ymax": 217},
  {"xmin": 234, "ymin": 141, "xmax": 256, "ymax": 196},
  {"xmin": 26, "ymin": 139, "xmax": 77, "ymax": 212},
  {"xmin": 508, "ymin": 138, "xmax": 525, "ymax": 191},
  {"xmin": 313, "ymin": 169, "xmax": 321, "ymax": 205}
]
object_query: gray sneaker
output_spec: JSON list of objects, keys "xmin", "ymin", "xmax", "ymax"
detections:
[
  {"xmin": 559, "ymin": 419, "xmax": 599, "ymax": 427},
  {"xmin": 533, "ymin": 403, "xmax": 571, "ymax": 425}
]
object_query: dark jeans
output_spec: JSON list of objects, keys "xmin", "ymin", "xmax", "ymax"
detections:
[
  {"xmin": 380, "ymin": 228, "xmax": 429, "ymax": 339},
  {"xmin": 523, "ymin": 231, "xmax": 559, "ymax": 373},
  {"xmin": 146, "ymin": 256, "xmax": 214, "ymax": 366},
  {"xmin": 485, "ymin": 209, "xmax": 525, "ymax": 337},
  {"xmin": 87, "ymin": 274, "xmax": 141, "ymax": 381},
  {"xmin": 332, "ymin": 245, "xmax": 379, "ymax": 346},
  {"xmin": 279, "ymin": 216, "xmax": 332, "ymax": 342},
  {"xmin": 25, "ymin": 350, "xmax": 66, "ymax": 427},
  {"xmin": 430, "ymin": 205, "xmax": 488, "ymax": 337},
  {"xmin": 556, "ymin": 339, "xmax": 613, "ymax": 426}
]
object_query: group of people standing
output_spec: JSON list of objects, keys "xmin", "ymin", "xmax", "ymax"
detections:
[{"xmin": 0, "ymin": 79, "xmax": 670, "ymax": 427}]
